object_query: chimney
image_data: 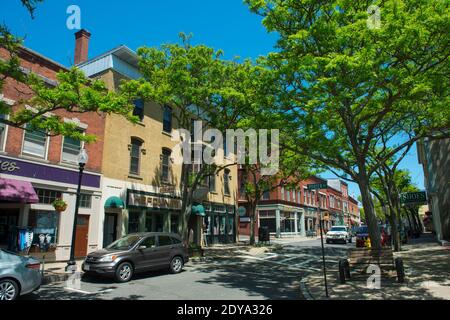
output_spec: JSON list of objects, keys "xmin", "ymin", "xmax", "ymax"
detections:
[{"xmin": 74, "ymin": 29, "xmax": 91, "ymax": 65}]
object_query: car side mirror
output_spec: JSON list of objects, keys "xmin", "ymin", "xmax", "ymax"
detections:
[{"xmin": 138, "ymin": 245, "xmax": 147, "ymax": 250}]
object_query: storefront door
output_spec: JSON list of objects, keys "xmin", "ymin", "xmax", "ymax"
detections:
[
  {"xmin": 75, "ymin": 215, "xmax": 89, "ymax": 258},
  {"xmin": 0, "ymin": 209, "xmax": 19, "ymax": 248},
  {"xmin": 103, "ymin": 213, "xmax": 117, "ymax": 248}
]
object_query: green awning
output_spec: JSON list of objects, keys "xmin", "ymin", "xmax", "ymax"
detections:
[
  {"xmin": 192, "ymin": 204, "xmax": 206, "ymax": 216},
  {"xmin": 104, "ymin": 196, "xmax": 125, "ymax": 209}
]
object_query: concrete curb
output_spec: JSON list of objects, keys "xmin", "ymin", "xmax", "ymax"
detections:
[
  {"xmin": 42, "ymin": 272, "xmax": 73, "ymax": 285},
  {"xmin": 300, "ymin": 278, "xmax": 315, "ymax": 300}
]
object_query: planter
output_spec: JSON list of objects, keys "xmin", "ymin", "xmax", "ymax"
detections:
[{"xmin": 54, "ymin": 204, "xmax": 67, "ymax": 212}]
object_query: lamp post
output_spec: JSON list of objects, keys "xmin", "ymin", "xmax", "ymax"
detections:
[{"xmin": 66, "ymin": 149, "xmax": 88, "ymax": 272}]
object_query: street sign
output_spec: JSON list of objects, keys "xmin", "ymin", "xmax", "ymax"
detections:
[
  {"xmin": 238, "ymin": 206, "xmax": 246, "ymax": 217},
  {"xmin": 400, "ymin": 191, "xmax": 427, "ymax": 205},
  {"xmin": 307, "ymin": 183, "xmax": 327, "ymax": 190}
]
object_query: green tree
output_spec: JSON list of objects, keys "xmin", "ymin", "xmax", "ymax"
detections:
[
  {"xmin": 246, "ymin": 0, "xmax": 449, "ymax": 249},
  {"xmin": 1, "ymin": 1, "xmax": 136, "ymax": 141},
  {"xmin": 120, "ymin": 35, "xmax": 264, "ymax": 241}
]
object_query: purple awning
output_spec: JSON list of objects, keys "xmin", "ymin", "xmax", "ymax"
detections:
[{"xmin": 0, "ymin": 178, "xmax": 39, "ymax": 203}]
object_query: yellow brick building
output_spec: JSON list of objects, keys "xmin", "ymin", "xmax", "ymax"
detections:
[{"xmin": 78, "ymin": 45, "xmax": 238, "ymax": 247}]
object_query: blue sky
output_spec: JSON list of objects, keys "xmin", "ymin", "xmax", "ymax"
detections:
[{"xmin": 1, "ymin": 0, "xmax": 425, "ymax": 201}]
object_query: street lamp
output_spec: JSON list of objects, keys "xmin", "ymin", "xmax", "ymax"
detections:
[{"xmin": 65, "ymin": 149, "xmax": 88, "ymax": 272}]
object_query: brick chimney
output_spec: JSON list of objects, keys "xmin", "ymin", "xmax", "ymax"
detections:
[{"xmin": 74, "ymin": 29, "xmax": 91, "ymax": 65}]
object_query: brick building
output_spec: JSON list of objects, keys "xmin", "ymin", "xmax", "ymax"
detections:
[
  {"xmin": 0, "ymin": 45, "xmax": 106, "ymax": 260},
  {"xmin": 237, "ymin": 171, "xmax": 361, "ymax": 238}
]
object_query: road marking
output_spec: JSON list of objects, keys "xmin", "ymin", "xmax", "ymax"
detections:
[
  {"xmin": 64, "ymin": 287, "xmax": 96, "ymax": 295},
  {"xmin": 279, "ymin": 256, "xmax": 300, "ymax": 263}
]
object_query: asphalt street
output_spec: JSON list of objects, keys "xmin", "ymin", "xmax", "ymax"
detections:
[{"xmin": 22, "ymin": 238, "xmax": 354, "ymax": 300}]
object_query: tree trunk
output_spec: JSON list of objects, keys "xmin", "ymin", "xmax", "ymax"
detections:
[
  {"xmin": 358, "ymin": 166, "xmax": 382, "ymax": 249},
  {"xmin": 387, "ymin": 212, "xmax": 400, "ymax": 251},
  {"xmin": 249, "ymin": 203, "xmax": 257, "ymax": 246}
]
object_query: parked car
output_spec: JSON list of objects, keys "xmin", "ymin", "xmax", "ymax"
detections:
[
  {"xmin": 82, "ymin": 232, "xmax": 189, "ymax": 283},
  {"xmin": 0, "ymin": 249, "xmax": 42, "ymax": 300},
  {"xmin": 355, "ymin": 225, "xmax": 391, "ymax": 247},
  {"xmin": 325, "ymin": 226, "xmax": 352, "ymax": 244}
]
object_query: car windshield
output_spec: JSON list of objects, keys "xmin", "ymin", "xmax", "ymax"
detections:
[
  {"xmin": 106, "ymin": 235, "xmax": 142, "ymax": 250},
  {"xmin": 357, "ymin": 226, "xmax": 368, "ymax": 234},
  {"xmin": 330, "ymin": 227, "xmax": 346, "ymax": 232}
]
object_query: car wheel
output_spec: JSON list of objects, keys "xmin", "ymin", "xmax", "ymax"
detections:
[
  {"xmin": 348, "ymin": 237, "xmax": 352, "ymax": 243},
  {"xmin": 0, "ymin": 279, "xmax": 19, "ymax": 301},
  {"xmin": 170, "ymin": 256, "xmax": 184, "ymax": 274},
  {"xmin": 326, "ymin": 240, "xmax": 330, "ymax": 244},
  {"xmin": 115, "ymin": 262, "xmax": 133, "ymax": 283}
]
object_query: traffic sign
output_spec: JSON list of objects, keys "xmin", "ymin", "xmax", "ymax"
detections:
[
  {"xmin": 400, "ymin": 191, "xmax": 427, "ymax": 205},
  {"xmin": 307, "ymin": 183, "xmax": 327, "ymax": 190}
]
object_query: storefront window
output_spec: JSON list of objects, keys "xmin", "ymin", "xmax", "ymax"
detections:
[
  {"xmin": 228, "ymin": 216, "xmax": 234, "ymax": 235},
  {"xmin": 28, "ymin": 210, "xmax": 60, "ymax": 244},
  {"xmin": 280, "ymin": 212, "xmax": 295, "ymax": 233},
  {"xmin": 145, "ymin": 213, "xmax": 153, "ymax": 232},
  {"xmin": 128, "ymin": 211, "xmax": 140, "ymax": 234},
  {"xmin": 204, "ymin": 216, "xmax": 211, "ymax": 235},
  {"xmin": 155, "ymin": 213, "xmax": 164, "ymax": 232},
  {"xmin": 220, "ymin": 216, "xmax": 226, "ymax": 235},
  {"xmin": 259, "ymin": 210, "xmax": 276, "ymax": 233},
  {"xmin": 170, "ymin": 214, "xmax": 179, "ymax": 234},
  {"xmin": 213, "ymin": 216, "xmax": 219, "ymax": 235}
]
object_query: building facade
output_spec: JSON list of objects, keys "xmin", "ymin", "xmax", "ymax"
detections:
[
  {"xmin": 76, "ymin": 31, "xmax": 238, "ymax": 248},
  {"xmin": 417, "ymin": 137, "xmax": 450, "ymax": 242},
  {"xmin": 0, "ymin": 45, "xmax": 106, "ymax": 261},
  {"xmin": 237, "ymin": 172, "xmax": 361, "ymax": 238}
]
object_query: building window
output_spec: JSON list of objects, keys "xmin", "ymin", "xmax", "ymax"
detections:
[
  {"xmin": 28, "ymin": 210, "xmax": 60, "ymax": 243},
  {"xmin": 224, "ymin": 169, "xmax": 230, "ymax": 195},
  {"xmin": 62, "ymin": 135, "xmax": 82, "ymax": 163},
  {"xmin": 262, "ymin": 190, "xmax": 270, "ymax": 200},
  {"xmin": 303, "ymin": 188, "xmax": 307, "ymax": 204},
  {"xmin": 35, "ymin": 188, "xmax": 62, "ymax": 205},
  {"xmin": 22, "ymin": 125, "xmax": 47, "ymax": 158},
  {"xmin": 129, "ymin": 138, "xmax": 143, "ymax": 175},
  {"xmin": 79, "ymin": 194, "xmax": 92, "ymax": 208},
  {"xmin": 163, "ymin": 106, "xmax": 172, "ymax": 133},
  {"xmin": 133, "ymin": 99, "xmax": 144, "ymax": 122},
  {"xmin": 298, "ymin": 191, "xmax": 301, "ymax": 204},
  {"xmin": 0, "ymin": 114, "xmax": 7, "ymax": 151},
  {"xmin": 281, "ymin": 187, "xmax": 285, "ymax": 200},
  {"xmin": 161, "ymin": 148, "xmax": 171, "ymax": 182},
  {"xmin": 209, "ymin": 172, "xmax": 216, "ymax": 192}
]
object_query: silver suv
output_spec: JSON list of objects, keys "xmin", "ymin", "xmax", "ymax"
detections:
[{"xmin": 82, "ymin": 232, "xmax": 189, "ymax": 282}]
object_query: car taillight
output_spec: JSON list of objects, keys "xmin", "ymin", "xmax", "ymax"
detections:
[{"xmin": 26, "ymin": 263, "xmax": 41, "ymax": 270}]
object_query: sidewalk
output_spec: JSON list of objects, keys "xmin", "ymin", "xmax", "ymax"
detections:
[
  {"xmin": 303, "ymin": 233, "xmax": 450, "ymax": 300},
  {"xmin": 40, "ymin": 260, "xmax": 84, "ymax": 284}
]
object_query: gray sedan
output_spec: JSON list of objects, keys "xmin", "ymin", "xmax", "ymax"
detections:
[{"xmin": 0, "ymin": 249, "xmax": 42, "ymax": 300}]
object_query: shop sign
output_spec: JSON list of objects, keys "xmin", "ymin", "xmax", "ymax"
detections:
[
  {"xmin": 307, "ymin": 183, "xmax": 327, "ymax": 190},
  {"xmin": 0, "ymin": 156, "xmax": 100, "ymax": 188},
  {"xmin": 0, "ymin": 160, "xmax": 20, "ymax": 172},
  {"xmin": 128, "ymin": 191, "xmax": 182, "ymax": 210},
  {"xmin": 239, "ymin": 216, "xmax": 251, "ymax": 223},
  {"xmin": 400, "ymin": 191, "xmax": 427, "ymax": 205}
]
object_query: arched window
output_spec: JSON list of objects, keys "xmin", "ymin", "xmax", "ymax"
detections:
[{"xmin": 130, "ymin": 137, "xmax": 143, "ymax": 175}]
